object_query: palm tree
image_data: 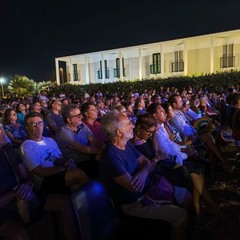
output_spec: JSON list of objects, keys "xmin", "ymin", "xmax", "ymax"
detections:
[
  {"xmin": 35, "ymin": 81, "xmax": 53, "ymax": 95},
  {"xmin": 8, "ymin": 75, "xmax": 35, "ymax": 97}
]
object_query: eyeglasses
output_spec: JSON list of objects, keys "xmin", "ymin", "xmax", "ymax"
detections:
[
  {"xmin": 144, "ymin": 129, "xmax": 155, "ymax": 135},
  {"xmin": 69, "ymin": 113, "xmax": 82, "ymax": 118},
  {"xmin": 27, "ymin": 121, "xmax": 44, "ymax": 127}
]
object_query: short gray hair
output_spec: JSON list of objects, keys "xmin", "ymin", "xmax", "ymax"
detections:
[{"xmin": 101, "ymin": 110, "xmax": 122, "ymax": 142}]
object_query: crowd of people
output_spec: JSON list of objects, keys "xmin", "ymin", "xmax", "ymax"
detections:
[{"xmin": 0, "ymin": 85, "xmax": 239, "ymax": 240}]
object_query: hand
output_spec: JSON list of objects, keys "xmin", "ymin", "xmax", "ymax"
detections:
[
  {"xmin": 130, "ymin": 170, "xmax": 148, "ymax": 192},
  {"xmin": 13, "ymin": 183, "xmax": 35, "ymax": 201},
  {"xmin": 64, "ymin": 159, "xmax": 77, "ymax": 170}
]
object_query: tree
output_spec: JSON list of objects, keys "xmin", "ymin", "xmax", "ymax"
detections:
[
  {"xmin": 35, "ymin": 81, "xmax": 53, "ymax": 95},
  {"xmin": 8, "ymin": 75, "xmax": 35, "ymax": 97}
]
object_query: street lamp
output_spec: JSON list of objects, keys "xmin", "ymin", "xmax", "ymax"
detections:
[{"xmin": 0, "ymin": 77, "xmax": 5, "ymax": 98}]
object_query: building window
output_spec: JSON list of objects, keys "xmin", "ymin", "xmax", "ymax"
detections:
[
  {"xmin": 150, "ymin": 53, "xmax": 161, "ymax": 74},
  {"xmin": 114, "ymin": 58, "xmax": 125, "ymax": 78},
  {"xmin": 104, "ymin": 60, "xmax": 109, "ymax": 79},
  {"xmin": 170, "ymin": 51, "xmax": 184, "ymax": 72},
  {"xmin": 73, "ymin": 64, "xmax": 79, "ymax": 81},
  {"xmin": 97, "ymin": 61, "xmax": 103, "ymax": 79},
  {"xmin": 221, "ymin": 44, "xmax": 235, "ymax": 68}
]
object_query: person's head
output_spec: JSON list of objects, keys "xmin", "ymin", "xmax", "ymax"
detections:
[
  {"xmin": 161, "ymin": 103, "xmax": 174, "ymax": 120},
  {"xmin": 40, "ymin": 99, "xmax": 48, "ymax": 110},
  {"xmin": 182, "ymin": 99, "xmax": 190, "ymax": 113},
  {"xmin": 114, "ymin": 105, "xmax": 127, "ymax": 115},
  {"xmin": 168, "ymin": 94, "xmax": 183, "ymax": 110},
  {"xmin": 134, "ymin": 96, "xmax": 145, "ymax": 109},
  {"xmin": 134, "ymin": 113, "xmax": 156, "ymax": 141},
  {"xmin": 40, "ymin": 90, "xmax": 46, "ymax": 96},
  {"xmin": 151, "ymin": 94, "xmax": 162, "ymax": 104},
  {"xmin": 0, "ymin": 104, "xmax": 9, "ymax": 118},
  {"xmin": 96, "ymin": 100, "xmax": 104, "ymax": 110},
  {"xmin": 190, "ymin": 97, "xmax": 200, "ymax": 108},
  {"xmin": 3, "ymin": 109, "xmax": 17, "ymax": 125},
  {"xmin": 61, "ymin": 98, "xmax": 69, "ymax": 106},
  {"xmin": 147, "ymin": 103, "xmax": 167, "ymax": 124},
  {"xmin": 29, "ymin": 103, "xmax": 42, "ymax": 113},
  {"xmin": 50, "ymin": 100, "xmax": 62, "ymax": 112},
  {"xmin": 81, "ymin": 101, "xmax": 98, "ymax": 121},
  {"xmin": 61, "ymin": 104, "xmax": 83, "ymax": 126},
  {"xmin": 16, "ymin": 102, "xmax": 26, "ymax": 113},
  {"xmin": 24, "ymin": 112, "xmax": 44, "ymax": 141},
  {"xmin": 101, "ymin": 110, "xmax": 134, "ymax": 143}
]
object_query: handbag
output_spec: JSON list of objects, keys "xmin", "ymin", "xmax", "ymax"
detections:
[{"xmin": 142, "ymin": 175, "xmax": 175, "ymax": 207}]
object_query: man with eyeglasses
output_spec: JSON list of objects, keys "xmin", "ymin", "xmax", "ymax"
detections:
[
  {"xmin": 20, "ymin": 112, "xmax": 89, "ymax": 194},
  {"xmin": 55, "ymin": 104, "xmax": 102, "ymax": 179}
]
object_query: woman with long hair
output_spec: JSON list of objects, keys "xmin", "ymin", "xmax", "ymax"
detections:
[{"xmin": 3, "ymin": 108, "xmax": 26, "ymax": 147}]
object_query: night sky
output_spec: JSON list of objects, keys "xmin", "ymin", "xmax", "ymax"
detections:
[{"xmin": 1, "ymin": 0, "xmax": 240, "ymax": 82}]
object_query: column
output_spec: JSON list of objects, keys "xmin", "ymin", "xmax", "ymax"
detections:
[
  {"xmin": 69, "ymin": 58, "xmax": 74, "ymax": 84},
  {"xmin": 138, "ymin": 47, "xmax": 142, "ymax": 80},
  {"xmin": 85, "ymin": 56, "xmax": 90, "ymax": 84},
  {"xmin": 55, "ymin": 59, "xmax": 60, "ymax": 85},
  {"xmin": 183, "ymin": 40, "xmax": 188, "ymax": 75},
  {"xmin": 160, "ymin": 44, "xmax": 165, "ymax": 78},
  {"xmin": 119, "ymin": 50, "xmax": 123, "ymax": 81},
  {"xmin": 210, "ymin": 37, "xmax": 214, "ymax": 73}
]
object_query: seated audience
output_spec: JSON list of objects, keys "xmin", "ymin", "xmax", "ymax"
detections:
[
  {"xmin": 168, "ymin": 94, "xmax": 235, "ymax": 173},
  {"xmin": 147, "ymin": 104, "xmax": 222, "ymax": 218},
  {"xmin": 3, "ymin": 108, "xmax": 26, "ymax": 147},
  {"xmin": 55, "ymin": 104, "xmax": 102, "ymax": 179},
  {"xmin": 0, "ymin": 126, "xmax": 80, "ymax": 240},
  {"xmin": 100, "ymin": 110, "xmax": 188, "ymax": 240},
  {"xmin": 45, "ymin": 99, "xmax": 64, "ymax": 136},
  {"xmin": 133, "ymin": 96, "xmax": 146, "ymax": 116},
  {"xmin": 81, "ymin": 101, "xmax": 106, "ymax": 145},
  {"xmin": 20, "ymin": 112, "xmax": 89, "ymax": 194},
  {"xmin": 28, "ymin": 103, "xmax": 51, "ymax": 137},
  {"xmin": 16, "ymin": 102, "xmax": 27, "ymax": 129}
]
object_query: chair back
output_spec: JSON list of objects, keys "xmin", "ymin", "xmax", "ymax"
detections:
[{"xmin": 71, "ymin": 180, "xmax": 116, "ymax": 240}]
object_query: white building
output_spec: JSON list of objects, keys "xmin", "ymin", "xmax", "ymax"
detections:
[{"xmin": 55, "ymin": 29, "xmax": 240, "ymax": 85}]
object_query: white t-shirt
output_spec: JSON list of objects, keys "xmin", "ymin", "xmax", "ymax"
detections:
[
  {"xmin": 20, "ymin": 137, "xmax": 62, "ymax": 188},
  {"xmin": 156, "ymin": 123, "xmax": 187, "ymax": 166}
]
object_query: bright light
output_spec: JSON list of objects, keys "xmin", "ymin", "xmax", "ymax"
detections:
[
  {"xmin": 0, "ymin": 77, "xmax": 5, "ymax": 98},
  {"xmin": 0, "ymin": 77, "xmax": 5, "ymax": 84}
]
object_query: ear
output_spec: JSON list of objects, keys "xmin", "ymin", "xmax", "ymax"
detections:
[
  {"xmin": 153, "ymin": 113, "xmax": 157, "ymax": 119},
  {"xmin": 116, "ymin": 128, "xmax": 123, "ymax": 137},
  {"xmin": 66, "ymin": 117, "xmax": 71, "ymax": 124}
]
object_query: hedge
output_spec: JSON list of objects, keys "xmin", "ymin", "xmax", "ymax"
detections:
[{"xmin": 48, "ymin": 70, "xmax": 240, "ymax": 98}]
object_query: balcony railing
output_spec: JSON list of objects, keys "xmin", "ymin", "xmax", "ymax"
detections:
[
  {"xmin": 150, "ymin": 64, "xmax": 161, "ymax": 74},
  {"xmin": 73, "ymin": 71, "xmax": 80, "ymax": 81},
  {"xmin": 114, "ymin": 68, "xmax": 126, "ymax": 78},
  {"xmin": 170, "ymin": 61, "xmax": 184, "ymax": 72},
  {"xmin": 220, "ymin": 55, "xmax": 235, "ymax": 68},
  {"xmin": 97, "ymin": 69, "xmax": 102, "ymax": 79}
]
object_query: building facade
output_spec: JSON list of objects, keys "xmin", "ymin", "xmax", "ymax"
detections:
[{"xmin": 55, "ymin": 29, "xmax": 240, "ymax": 85}]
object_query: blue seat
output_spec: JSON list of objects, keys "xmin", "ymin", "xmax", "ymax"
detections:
[
  {"xmin": 71, "ymin": 180, "xmax": 118, "ymax": 240},
  {"xmin": 71, "ymin": 180, "xmax": 171, "ymax": 240}
]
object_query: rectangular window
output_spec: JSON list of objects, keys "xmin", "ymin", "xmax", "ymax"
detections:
[
  {"xmin": 171, "ymin": 51, "xmax": 184, "ymax": 72},
  {"xmin": 104, "ymin": 60, "xmax": 109, "ymax": 79},
  {"xmin": 114, "ymin": 58, "xmax": 120, "ymax": 78},
  {"xmin": 97, "ymin": 61, "xmax": 103, "ymax": 79},
  {"xmin": 150, "ymin": 53, "xmax": 161, "ymax": 74},
  {"xmin": 221, "ymin": 44, "xmax": 235, "ymax": 68},
  {"xmin": 73, "ymin": 64, "xmax": 79, "ymax": 81}
]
